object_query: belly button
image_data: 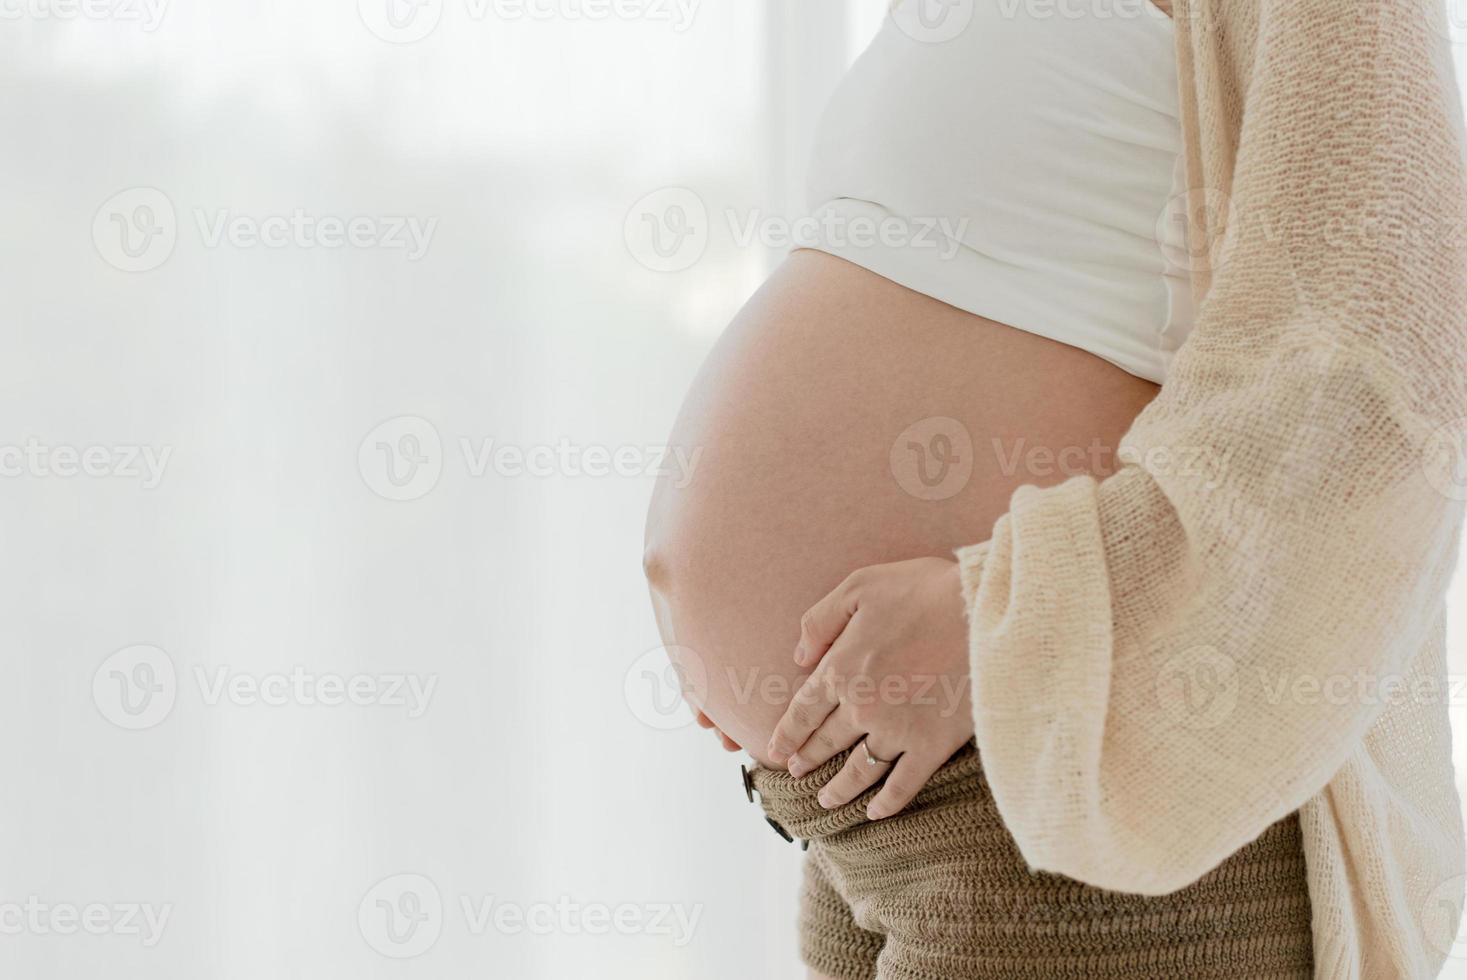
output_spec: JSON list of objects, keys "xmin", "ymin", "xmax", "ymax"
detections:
[{"xmin": 642, "ymin": 545, "xmax": 670, "ymax": 591}]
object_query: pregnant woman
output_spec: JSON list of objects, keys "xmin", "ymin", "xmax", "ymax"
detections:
[{"xmin": 645, "ymin": 1, "xmax": 1467, "ymax": 977}]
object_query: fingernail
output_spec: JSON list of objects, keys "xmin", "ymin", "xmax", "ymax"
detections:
[
  {"xmin": 866, "ymin": 803, "xmax": 887, "ymax": 820},
  {"xmin": 787, "ymin": 756, "xmax": 805, "ymax": 778},
  {"xmin": 793, "ymin": 644, "xmax": 806, "ymax": 665},
  {"xmin": 818, "ymin": 791, "xmax": 835, "ymax": 809}
]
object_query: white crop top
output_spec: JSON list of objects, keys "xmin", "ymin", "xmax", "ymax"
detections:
[{"xmin": 803, "ymin": 1, "xmax": 1193, "ymax": 385}]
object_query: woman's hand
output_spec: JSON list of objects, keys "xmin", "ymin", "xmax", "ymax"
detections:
[{"xmin": 765, "ymin": 557, "xmax": 973, "ymax": 820}]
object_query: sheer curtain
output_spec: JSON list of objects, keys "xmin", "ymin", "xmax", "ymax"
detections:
[
  {"xmin": 3, "ymin": 2, "xmax": 1467, "ymax": 979},
  {"xmin": 0, "ymin": 2, "xmax": 879, "ymax": 978}
]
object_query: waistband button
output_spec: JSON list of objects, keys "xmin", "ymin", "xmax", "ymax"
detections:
[{"xmin": 764, "ymin": 816, "xmax": 794, "ymax": 843}]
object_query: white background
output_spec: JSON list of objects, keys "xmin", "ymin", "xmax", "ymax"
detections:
[{"xmin": 3, "ymin": 1, "xmax": 1467, "ymax": 978}]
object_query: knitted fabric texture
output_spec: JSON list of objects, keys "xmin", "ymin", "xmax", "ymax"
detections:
[
  {"xmin": 954, "ymin": 2, "xmax": 1467, "ymax": 977},
  {"xmin": 752, "ymin": 745, "xmax": 1313, "ymax": 979}
]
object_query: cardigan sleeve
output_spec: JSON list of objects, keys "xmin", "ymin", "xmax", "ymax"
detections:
[{"xmin": 956, "ymin": 0, "xmax": 1467, "ymax": 895}]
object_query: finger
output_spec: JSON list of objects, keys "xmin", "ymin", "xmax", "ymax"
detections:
[
  {"xmin": 766, "ymin": 665, "xmax": 842, "ymax": 765},
  {"xmin": 794, "ymin": 569, "xmax": 865, "ymax": 668},
  {"xmin": 865, "ymin": 750, "xmax": 947, "ymax": 821},
  {"xmin": 816, "ymin": 737, "xmax": 899, "ymax": 810},
  {"xmin": 786, "ymin": 712, "xmax": 863, "ymax": 779},
  {"xmin": 694, "ymin": 709, "xmax": 741, "ymax": 751}
]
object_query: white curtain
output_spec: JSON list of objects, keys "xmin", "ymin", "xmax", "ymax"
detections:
[{"xmin": 2, "ymin": 2, "xmax": 1467, "ymax": 978}]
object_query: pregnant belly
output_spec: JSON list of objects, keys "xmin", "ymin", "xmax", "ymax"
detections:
[{"xmin": 643, "ymin": 249, "xmax": 1158, "ymax": 767}]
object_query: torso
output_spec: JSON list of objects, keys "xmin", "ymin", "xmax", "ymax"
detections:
[
  {"xmin": 645, "ymin": 0, "xmax": 1179, "ymax": 768},
  {"xmin": 643, "ymin": 250, "xmax": 1159, "ymax": 765}
]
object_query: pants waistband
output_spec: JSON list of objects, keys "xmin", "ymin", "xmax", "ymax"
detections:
[{"xmin": 743, "ymin": 741, "xmax": 982, "ymax": 842}]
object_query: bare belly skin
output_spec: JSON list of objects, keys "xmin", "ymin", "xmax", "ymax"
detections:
[{"xmin": 643, "ymin": 249, "xmax": 1159, "ymax": 767}]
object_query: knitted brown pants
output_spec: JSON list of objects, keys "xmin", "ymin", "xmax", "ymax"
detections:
[{"xmin": 749, "ymin": 743, "xmax": 1313, "ymax": 980}]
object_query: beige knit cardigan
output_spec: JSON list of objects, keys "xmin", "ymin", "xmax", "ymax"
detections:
[{"xmin": 955, "ymin": 1, "xmax": 1467, "ymax": 977}]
